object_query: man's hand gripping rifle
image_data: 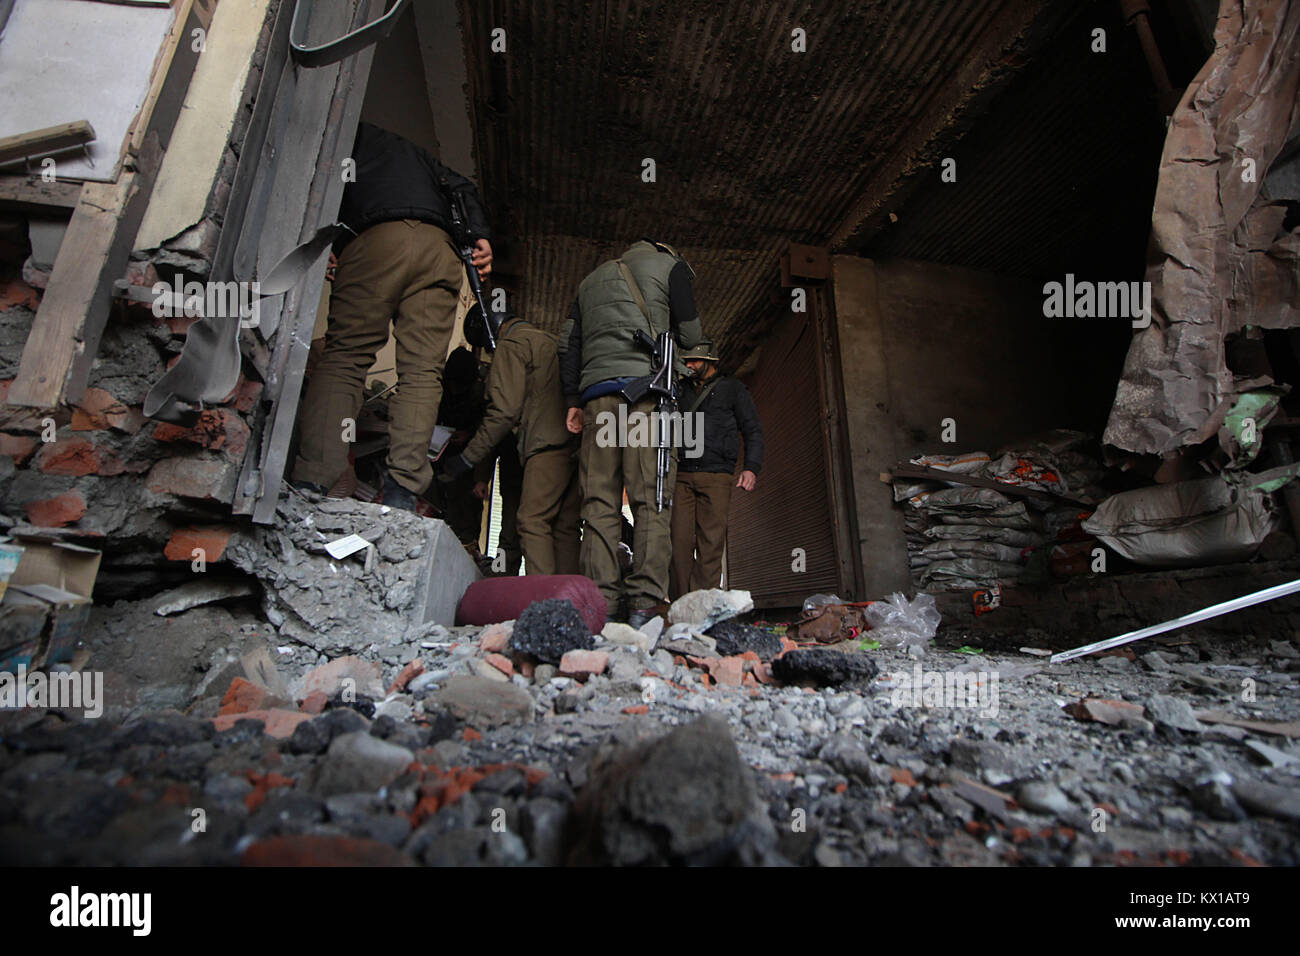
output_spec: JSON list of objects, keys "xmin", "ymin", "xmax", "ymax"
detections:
[
  {"xmin": 444, "ymin": 181, "xmax": 498, "ymax": 350},
  {"xmin": 620, "ymin": 329, "xmax": 677, "ymax": 512}
]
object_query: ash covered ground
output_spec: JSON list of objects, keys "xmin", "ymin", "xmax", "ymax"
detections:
[{"xmin": 2, "ymin": 575, "xmax": 1298, "ymax": 868}]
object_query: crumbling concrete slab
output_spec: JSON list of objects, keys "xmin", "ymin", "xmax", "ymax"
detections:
[{"xmin": 224, "ymin": 494, "xmax": 479, "ymax": 653}]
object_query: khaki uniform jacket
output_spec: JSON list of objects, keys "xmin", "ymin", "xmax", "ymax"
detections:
[{"xmin": 463, "ymin": 318, "xmax": 572, "ymax": 466}]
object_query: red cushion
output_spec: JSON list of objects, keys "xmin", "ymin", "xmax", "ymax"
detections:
[{"xmin": 456, "ymin": 574, "xmax": 606, "ymax": 634}]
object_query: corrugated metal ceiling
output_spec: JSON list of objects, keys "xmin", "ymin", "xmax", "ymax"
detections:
[{"xmin": 454, "ymin": 0, "xmax": 1162, "ymax": 368}]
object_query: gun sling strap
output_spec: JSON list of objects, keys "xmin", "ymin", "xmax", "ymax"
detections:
[
  {"xmin": 687, "ymin": 379, "xmax": 720, "ymax": 413},
  {"xmin": 617, "ymin": 259, "xmax": 655, "ymax": 335}
]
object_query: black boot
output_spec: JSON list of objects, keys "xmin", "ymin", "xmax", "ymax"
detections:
[
  {"xmin": 381, "ymin": 473, "xmax": 418, "ymax": 512},
  {"xmin": 627, "ymin": 607, "xmax": 660, "ymax": 630}
]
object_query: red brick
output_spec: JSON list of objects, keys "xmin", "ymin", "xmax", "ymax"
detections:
[
  {"xmin": 558, "ymin": 649, "xmax": 608, "ymax": 680},
  {"xmin": 0, "ymin": 276, "xmax": 40, "ymax": 311},
  {"xmin": 485, "ymin": 653, "xmax": 513, "ymax": 677},
  {"xmin": 478, "ymin": 624, "xmax": 509, "ymax": 653},
  {"xmin": 1064, "ymin": 698, "xmax": 1145, "ymax": 725},
  {"xmin": 70, "ymin": 388, "xmax": 129, "ymax": 431},
  {"xmin": 164, "ymin": 526, "xmax": 234, "ymax": 562},
  {"xmin": 300, "ymin": 691, "xmax": 328, "ymax": 715},
  {"xmin": 707, "ymin": 656, "xmax": 745, "ymax": 687},
  {"xmin": 224, "ymin": 376, "xmax": 263, "ymax": 413},
  {"xmin": 151, "ymin": 409, "xmax": 249, "ymax": 458},
  {"xmin": 622, "ymin": 704, "xmax": 649, "ymax": 715},
  {"xmin": 388, "ymin": 658, "xmax": 425, "ymax": 694},
  {"xmin": 891, "ymin": 768, "xmax": 917, "ymax": 786},
  {"xmin": 211, "ymin": 708, "xmax": 312, "ymax": 739},
  {"xmin": 0, "ymin": 433, "xmax": 37, "ymax": 465},
  {"xmin": 240, "ymin": 835, "xmax": 414, "ymax": 867},
  {"xmin": 35, "ymin": 439, "xmax": 103, "ymax": 476},
  {"xmin": 166, "ymin": 315, "xmax": 198, "ymax": 336},
  {"xmin": 220, "ymin": 677, "xmax": 273, "ymax": 716},
  {"xmin": 24, "ymin": 492, "xmax": 87, "ymax": 528}
]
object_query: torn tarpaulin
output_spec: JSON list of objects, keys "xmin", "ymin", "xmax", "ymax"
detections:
[{"xmin": 1103, "ymin": 0, "xmax": 1300, "ymax": 457}]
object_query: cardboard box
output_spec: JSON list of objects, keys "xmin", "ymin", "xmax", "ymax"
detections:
[
  {"xmin": 0, "ymin": 536, "xmax": 101, "ymax": 671},
  {"xmin": 0, "ymin": 542, "xmax": 23, "ymax": 602}
]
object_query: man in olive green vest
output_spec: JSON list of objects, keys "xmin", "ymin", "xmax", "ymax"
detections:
[
  {"xmin": 559, "ymin": 240, "xmax": 705, "ymax": 625},
  {"xmin": 437, "ymin": 312, "xmax": 580, "ymax": 575}
]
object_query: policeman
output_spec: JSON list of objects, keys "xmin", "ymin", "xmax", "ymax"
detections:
[
  {"xmin": 670, "ymin": 341, "xmax": 764, "ymax": 599},
  {"xmin": 438, "ymin": 311, "xmax": 580, "ymax": 575},
  {"xmin": 291, "ymin": 122, "xmax": 492, "ymax": 510},
  {"xmin": 559, "ymin": 240, "xmax": 704, "ymax": 625}
]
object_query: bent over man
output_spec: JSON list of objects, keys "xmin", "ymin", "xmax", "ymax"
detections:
[
  {"xmin": 438, "ymin": 312, "xmax": 580, "ymax": 575},
  {"xmin": 559, "ymin": 240, "xmax": 704, "ymax": 625}
]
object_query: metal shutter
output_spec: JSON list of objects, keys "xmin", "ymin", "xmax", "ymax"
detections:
[{"xmin": 727, "ymin": 310, "xmax": 841, "ymax": 606}]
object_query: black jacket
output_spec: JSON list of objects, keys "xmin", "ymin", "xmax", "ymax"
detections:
[
  {"xmin": 677, "ymin": 374, "xmax": 764, "ymax": 475},
  {"xmin": 337, "ymin": 123, "xmax": 491, "ymax": 249}
]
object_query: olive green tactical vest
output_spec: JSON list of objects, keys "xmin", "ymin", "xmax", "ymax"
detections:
[{"xmin": 574, "ymin": 241, "xmax": 680, "ymax": 394}]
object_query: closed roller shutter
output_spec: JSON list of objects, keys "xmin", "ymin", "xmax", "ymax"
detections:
[{"xmin": 727, "ymin": 310, "xmax": 840, "ymax": 606}]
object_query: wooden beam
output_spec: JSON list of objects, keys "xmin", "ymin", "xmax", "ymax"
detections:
[
  {"xmin": 6, "ymin": 0, "xmax": 208, "ymax": 409},
  {"xmin": 0, "ymin": 121, "xmax": 96, "ymax": 166},
  {"xmin": 0, "ymin": 176, "xmax": 82, "ymax": 214}
]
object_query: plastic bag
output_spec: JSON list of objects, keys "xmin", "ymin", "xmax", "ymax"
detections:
[
  {"xmin": 864, "ymin": 592, "xmax": 941, "ymax": 649},
  {"xmin": 801, "ymin": 593, "xmax": 842, "ymax": 613}
]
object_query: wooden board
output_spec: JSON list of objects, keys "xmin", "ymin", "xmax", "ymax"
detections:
[
  {"xmin": 6, "ymin": 0, "xmax": 210, "ymax": 410},
  {"xmin": 0, "ymin": 176, "xmax": 82, "ymax": 213},
  {"xmin": 0, "ymin": 0, "xmax": 174, "ymax": 182},
  {"xmin": 0, "ymin": 121, "xmax": 96, "ymax": 166}
]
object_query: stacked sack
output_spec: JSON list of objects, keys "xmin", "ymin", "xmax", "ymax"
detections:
[{"xmin": 895, "ymin": 431, "xmax": 1104, "ymax": 592}]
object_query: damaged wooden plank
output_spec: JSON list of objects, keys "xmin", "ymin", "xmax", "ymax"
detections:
[
  {"xmin": 5, "ymin": 0, "xmax": 209, "ymax": 410},
  {"xmin": 0, "ymin": 120, "xmax": 96, "ymax": 166},
  {"xmin": 0, "ymin": 176, "xmax": 82, "ymax": 213}
]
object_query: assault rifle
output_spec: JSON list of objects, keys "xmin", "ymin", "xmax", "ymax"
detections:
[
  {"xmin": 444, "ymin": 181, "xmax": 498, "ymax": 350},
  {"xmin": 621, "ymin": 329, "xmax": 678, "ymax": 512}
]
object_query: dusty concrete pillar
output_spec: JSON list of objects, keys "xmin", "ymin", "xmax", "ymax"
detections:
[{"xmin": 830, "ymin": 256, "xmax": 913, "ymax": 594}]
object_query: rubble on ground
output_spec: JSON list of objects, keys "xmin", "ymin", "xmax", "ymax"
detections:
[{"xmin": 3, "ymin": 581, "xmax": 1299, "ymax": 866}]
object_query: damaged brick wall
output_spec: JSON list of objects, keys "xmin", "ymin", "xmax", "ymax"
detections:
[
  {"xmin": 0, "ymin": 3, "xmax": 279, "ymax": 600},
  {"xmin": 0, "ymin": 263, "xmax": 261, "ymax": 597}
]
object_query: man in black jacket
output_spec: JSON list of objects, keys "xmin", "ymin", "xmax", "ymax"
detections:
[
  {"xmin": 670, "ymin": 342, "xmax": 764, "ymax": 599},
  {"xmin": 291, "ymin": 122, "xmax": 492, "ymax": 510}
]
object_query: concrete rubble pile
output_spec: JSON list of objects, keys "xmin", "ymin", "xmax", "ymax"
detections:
[
  {"xmin": 2, "ymin": 574, "xmax": 1299, "ymax": 867},
  {"xmin": 223, "ymin": 491, "xmax": 479, "ymax": 653}
]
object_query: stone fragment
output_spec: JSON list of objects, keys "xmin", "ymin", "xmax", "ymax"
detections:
[
  {"xmin": 295, "ymin": 656, "xmax": 385, "ymax": 702},
  {"xmin": 601, "ymin": 621, "xmax": 655, "ymax": 652},
  {"xmin": 431, "ymin": 676, "xmax": 533, "ymax": 728},
  {"xmin": 1016, "ymin": 781, "xmax": 1073, "ymax": 818},
  {"xmin": 667, "ymin": 588, "xmax": 753, "ymax": 628},
  {"xmin": 706, "ymin": 619, "xmax": 783, "ymax": 660},
  {"xmin": 1145, "ymin": 694, "xmax": 1204, "ymax": 733},
  {"xmin": 305, "ymin": 731, "xmax": 414, "ymax": 797},
  {"xmin": 567, "ymin": 716, "xmax": 773, "ymax": 865},
  {"xmin": 771, "ymin": 648, "xmax": 879, "ymax": 687},
  {"xmin": 509, "ymin": 599, "xmax": 593, "ymax": 664}
]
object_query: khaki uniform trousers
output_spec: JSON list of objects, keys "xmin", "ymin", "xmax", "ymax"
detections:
[
  {"xmin": 517, "ymin": 443, "xmax": 581, "ymax": 575},
  {"xmin": 579, "ymin": 394, "xmax": 675, "ymax": 616},
  {"xmin": 293, "ymin": 219, "xmax": 463, "ymax": 495},
  {"xmin": 670, "ymin": 470, "xmax": 733, "ymax": 599}
]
